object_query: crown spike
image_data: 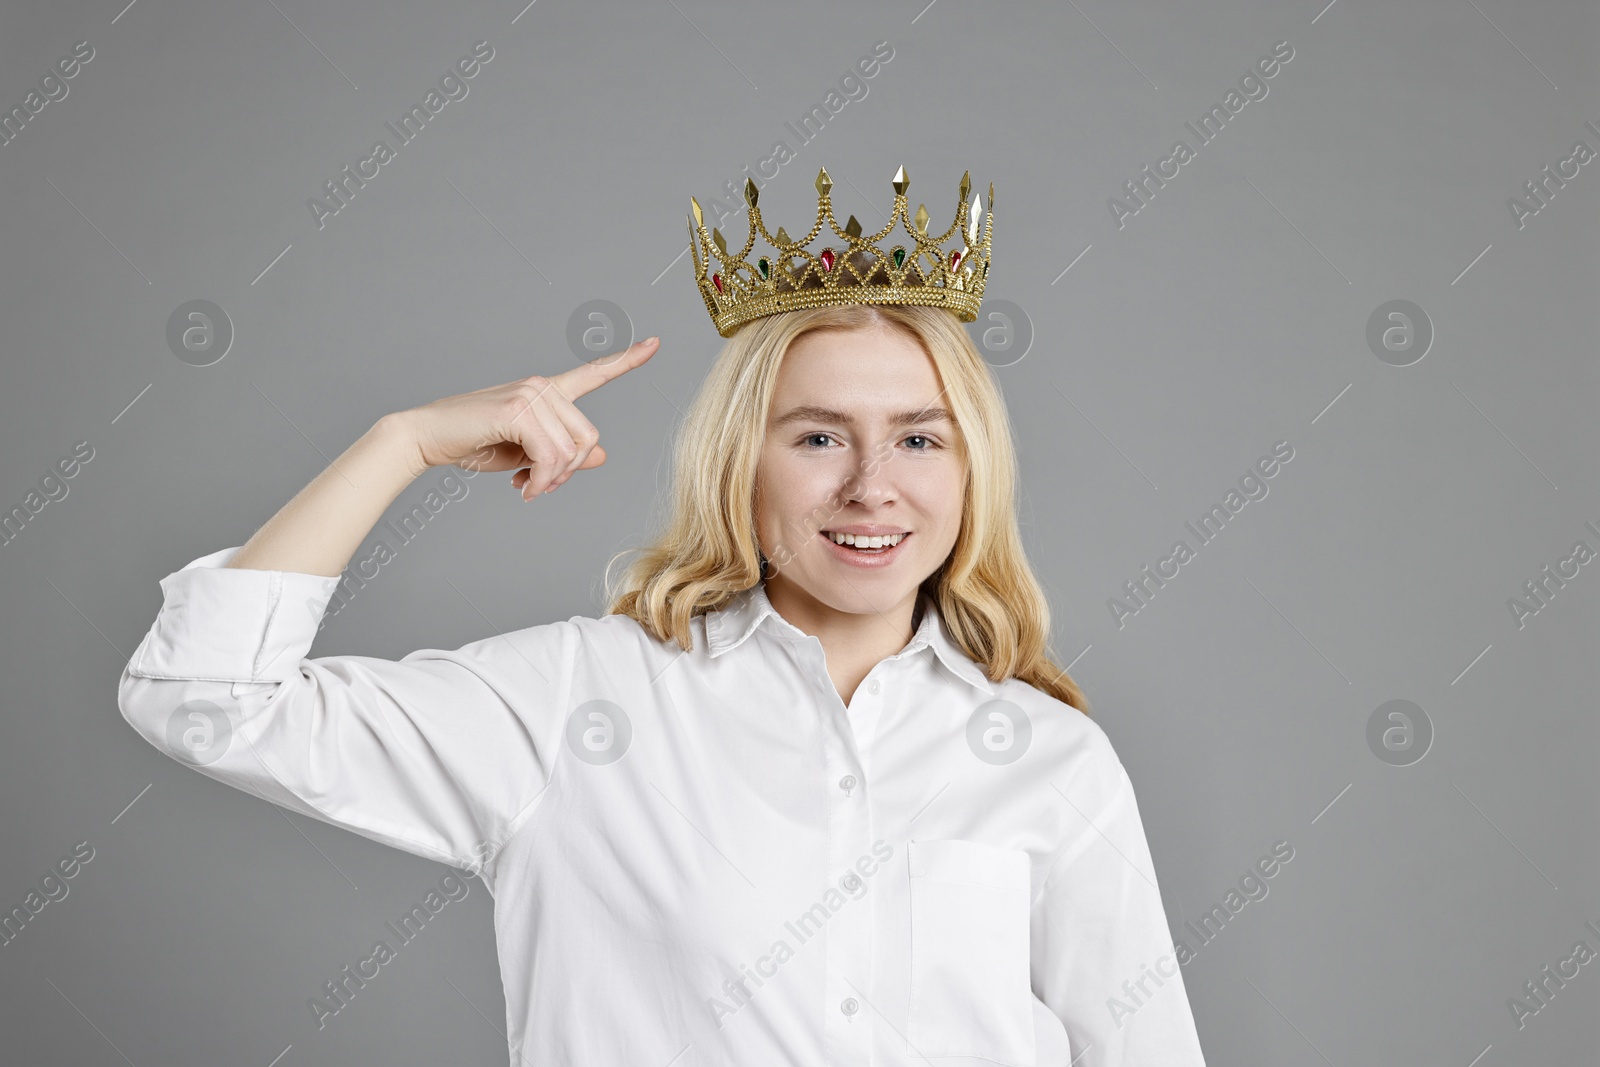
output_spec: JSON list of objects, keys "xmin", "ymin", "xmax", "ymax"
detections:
[{"xmin": 685, "ymin": 166, "xmax": 991, "ymax": 337}]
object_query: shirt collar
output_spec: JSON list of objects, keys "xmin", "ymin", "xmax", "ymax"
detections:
[{"xmin": 703, "ymin": 582, "xmax": 996, "ymax": 696}]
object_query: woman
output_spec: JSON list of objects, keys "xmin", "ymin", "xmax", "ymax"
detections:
[{"xmin": 118, "ymin": 169, "xmax": 1206, "ymax": 1065}]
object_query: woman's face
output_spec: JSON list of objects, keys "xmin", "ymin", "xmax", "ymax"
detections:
[{"xmin": 754, "ymin": 322, "xmax": 967, "ymax": 619}]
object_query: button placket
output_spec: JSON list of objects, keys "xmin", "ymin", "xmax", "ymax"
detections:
[
  {"xmin": 845, "ymin": 668, "xmax": 886, "ymax": 753},
  {"xmin": 819, "ymin": 650, "xmax": 874, "ymax": 1064}
]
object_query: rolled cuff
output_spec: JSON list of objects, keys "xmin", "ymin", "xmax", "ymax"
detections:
[{"xmin": 127, "ymin": 546, "xmax": 343, "ymax": 683}]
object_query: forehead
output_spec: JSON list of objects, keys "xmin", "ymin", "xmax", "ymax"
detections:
[{"xmin": 771, "ymin": 326, "xmax": 944, "ymax": 413}]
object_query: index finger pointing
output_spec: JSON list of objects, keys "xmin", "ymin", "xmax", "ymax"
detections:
[{"xmin": 551, "ymin": 336, "xmax": 659, "ymax": 400}]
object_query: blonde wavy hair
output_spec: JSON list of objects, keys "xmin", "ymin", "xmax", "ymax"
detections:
[{"xmin": 603, "ymin": 303, "xmax": 1088, "ymax": 713}]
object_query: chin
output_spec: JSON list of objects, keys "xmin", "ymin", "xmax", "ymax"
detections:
[{"xmin": 791, "ymin": 566, "xmax": 926, "ymax": 609}]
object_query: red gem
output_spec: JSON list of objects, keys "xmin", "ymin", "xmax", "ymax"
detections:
[
  {"xmin": 712, "ymin": 273, "xmax": 723, "ymax": 293},
  {"xmin": 819, "ymin": 248, "xmax": 835, "ymax": 272},
  {"xmin": 950, "ymin": 250, "xmax": 962, "ymax": 269}
]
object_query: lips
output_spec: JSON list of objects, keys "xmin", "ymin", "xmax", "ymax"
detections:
[{"xmin": 818, "ymin": 529, "xmax": 911, "ymax": 568}]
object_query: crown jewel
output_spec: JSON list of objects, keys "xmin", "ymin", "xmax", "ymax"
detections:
[{"xmin": 688, "ymin": 165, "xmax": 994, "ymax": 337}]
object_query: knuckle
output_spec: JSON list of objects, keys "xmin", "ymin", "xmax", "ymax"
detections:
[
  {"xmin": 516, "ymin": 378, "xmax": 552, "ymax": 404},
  {"xmin": 499, "ymin": 392, "xmax": 535, "ymax": 422},
  {"xmin": 532, "ymin": 442, "xmax": 562, "ymax": 469}
]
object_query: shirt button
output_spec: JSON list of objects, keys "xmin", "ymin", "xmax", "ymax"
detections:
[
  {"xmin": 840, "ymin": 997, "xmax": 859, "ymax": 1016},
  {"xmin": 843, "ymin": 873, "xmax": 861, "ymax": 891},
  {"xmin": 866, "ymin": 678, "xmax": 881, "ymax": 695},
  {"xmin": 839, "ymin": 774, "xmax": 857, "ymax": 792}
]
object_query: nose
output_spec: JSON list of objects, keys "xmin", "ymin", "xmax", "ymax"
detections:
[{"xmin": 838, "ymin": 452, "xmax": 896, "ymax": 510}]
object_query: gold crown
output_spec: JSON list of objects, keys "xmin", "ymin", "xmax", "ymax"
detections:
[{"xmin": 688, "ymin": 165, "xmax": 993, "ymax": 337}]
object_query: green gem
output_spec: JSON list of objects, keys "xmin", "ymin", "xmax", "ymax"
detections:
[
  {"xmin": 892, "ymin": 247, "xmax": 906, "ymax": 269},
  {"xmin": 757, "ymin": 257, "xmax": 769, "ymax": 279}
]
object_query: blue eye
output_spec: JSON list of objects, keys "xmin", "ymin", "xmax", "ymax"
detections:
[{"xmin": 802, "ymin": 433, "xmax": 939, "ymax": 451}]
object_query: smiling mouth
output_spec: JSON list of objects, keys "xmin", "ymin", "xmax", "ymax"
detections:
[{"xmin": 820, "ymin": 530, "xmax": 910, "ymax": 553}]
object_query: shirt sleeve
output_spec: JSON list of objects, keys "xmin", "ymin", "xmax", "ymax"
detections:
[
  {"xmin": 116, "ymin": 545, "xmax": 577, "ymax": 873},
  {"xmin": 1031, "ymin": 755, "xmax": 1208, "ymax": 1065}
]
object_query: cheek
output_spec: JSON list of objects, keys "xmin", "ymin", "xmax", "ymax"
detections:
[
  {"xmin": 754, "ymin": 454, "xmax": 825, "ymax": 539},
  {"xmin": 765, "ymin": 451, "xmax": 840, "ymax": 501},
  {"xmin": 905, "ymin": 460, "xmax": 966, "ymax": 514}
]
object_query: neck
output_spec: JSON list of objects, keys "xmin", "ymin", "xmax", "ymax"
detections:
[{"xmin": 764, "ymin": 579, "xmax": 920, "ymax": 700}]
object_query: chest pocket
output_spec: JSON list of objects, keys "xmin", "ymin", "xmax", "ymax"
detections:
[{"xmin": 905, "ymin": 838, "xmax": 1036, "ymax": 1065}]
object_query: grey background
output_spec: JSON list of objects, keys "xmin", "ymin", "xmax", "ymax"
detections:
[{"xmin": 1, "ymin": 0, "xmax": 1595, "ymax": 1064}]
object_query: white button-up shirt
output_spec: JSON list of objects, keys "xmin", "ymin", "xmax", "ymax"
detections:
[{"xmin": 118, "ymin": 546, "xmax": 1207, "ymax": 1066}]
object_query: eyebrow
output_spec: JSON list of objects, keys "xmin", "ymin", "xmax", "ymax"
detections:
[{"xmin": 771, "ymin": 404, "xmax": 953, "ymax": 429}]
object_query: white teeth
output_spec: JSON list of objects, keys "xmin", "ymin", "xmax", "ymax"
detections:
[{"xmin": 826, "ymin": 531, "xmax": 905, "ymax": 548}]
